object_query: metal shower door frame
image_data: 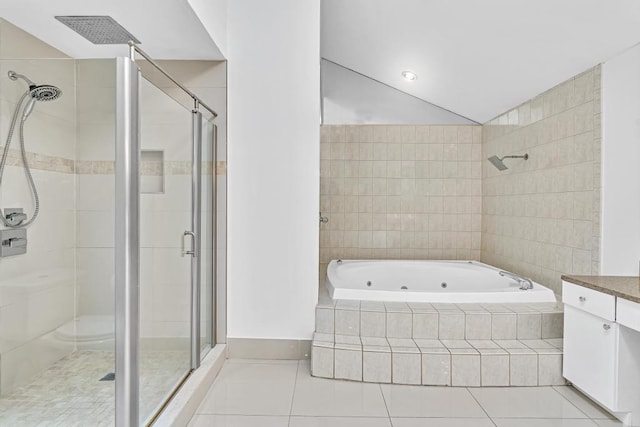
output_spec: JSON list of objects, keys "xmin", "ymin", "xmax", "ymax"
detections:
[
  {"xmin": 190, "ymin": 109, "xmax": 203, "ymax": 369},
  {"xmin": 115, "ymin": 56, "xmax": 140, "ymax": 427},
  {"xmin": 115, "ymin": 56, "xmax": 215, "ymax": 426}
]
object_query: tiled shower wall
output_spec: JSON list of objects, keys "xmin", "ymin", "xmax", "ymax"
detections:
[
  {"xmin": 76, "ymin": 61, "xmax": 227, "ymax": 341},
  {"xmin": 0, "ymin": 19, "xmax": 75, "ymax": 395},
  {"xmin": 0, "ymin": 20, "xmax": 228, "ymax": 394},
  {"xmin": 481, "ymin": 66, "xmax": 601, "ymax": 294},
  {"xmin": 319, "ymin": 125, "xmax": 483, "ymax": 279}
]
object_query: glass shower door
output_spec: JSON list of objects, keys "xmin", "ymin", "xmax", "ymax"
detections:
[
  {"xmin": 138, "ymin": 76, "xmax": 193, "ymax": 424},
  {"xmin": 115, "ymin": 51, "xmax": 220, "ymax": 425}
]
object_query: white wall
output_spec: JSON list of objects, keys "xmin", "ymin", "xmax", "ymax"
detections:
[
  {"xmin": 226, "ymin": 0, "xmax": 320, "ymax": 339},
  {"xmin": 601, "ymin": 44, "xmax": 640, "ymax": 275},
  {"xmin": 322, "ymin": 60, "xmax": 476, "ymax": 125},
  {"xmin": 188, "ymin": 0, "xmax": 228, "ymax": 58}
]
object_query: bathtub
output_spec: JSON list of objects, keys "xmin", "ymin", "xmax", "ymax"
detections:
[{"xmin": 326, "ymin": 260, "xmax": 556, "ymax": 303}]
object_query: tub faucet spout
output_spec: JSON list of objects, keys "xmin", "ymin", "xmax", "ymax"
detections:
[{"xmin": 499, "ymin": 270, "xmax": 534, "ymax": 290}]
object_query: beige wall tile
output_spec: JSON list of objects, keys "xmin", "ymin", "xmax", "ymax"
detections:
[
  {"xmin": 480, "ymin": 66, "xmax": 601, "ymax": 292},
  {"xmin": 320, "ymin": 125, "xmax": 481, "ymax": 270}
]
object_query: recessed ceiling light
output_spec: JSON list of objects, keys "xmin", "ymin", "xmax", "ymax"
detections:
[{"xmin": 402, "ymin": 70, "xmax": 417, "ymax": 81}]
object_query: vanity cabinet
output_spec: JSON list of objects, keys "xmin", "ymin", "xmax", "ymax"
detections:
[
  {"xmin": 563, "ymin": 304, "xmax": 619, "ymax": 409},
  {"xmin": 562, "ymin": 280, "xmax": 640, "ymax": 426}
]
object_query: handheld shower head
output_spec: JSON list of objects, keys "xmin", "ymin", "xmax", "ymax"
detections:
[
  {"xmin": 22, "ymin": 98, "xmax": 36, "ymax": 121},
  {"xmin": 20, "ymin": 86, "xmax": 62, "ymax": 121},
  {"xmin": 487, "ymin": 154, "xmax": 529, "ymax": 171},
  {"xmin": 29, "ymin": 85, "xmax": 62, "ymax": 102},
  {"xmin": 8, "ymin": 71, "xmax": 63, "ymax": 120}
]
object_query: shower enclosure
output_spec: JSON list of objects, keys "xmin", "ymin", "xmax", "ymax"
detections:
[{"xmin": 0, "ymin": 20, "xmax": 225, "ymax": 426}]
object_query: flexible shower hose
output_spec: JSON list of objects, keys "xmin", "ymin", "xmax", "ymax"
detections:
[{"xmin": 0, "ymin": 90, "xmax": 41, "ymax": 228}]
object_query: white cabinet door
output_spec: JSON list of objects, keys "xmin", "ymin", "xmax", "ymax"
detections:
[{"xmin": 563, "ymin": 305, "xmax": 619, "ymax": 410}]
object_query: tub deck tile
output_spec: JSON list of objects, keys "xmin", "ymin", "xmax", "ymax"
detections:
[
  {"xmin": 407, "ymin": 302, "xmax": 437, "ymax": 312},
  {"xmin": 312, "ymin": 297, "xmax": 565, "ymax": 387},
  {"xmin": 311, "ymin": 333, "xmax": 565, "ymax": 387},
  {"xmin": 413, "ymin": 339, "xmax": 445, "ymax": 349},
  {"xmin": 316, "ymin": 298, "xmax": 562, "ymax": 341}
]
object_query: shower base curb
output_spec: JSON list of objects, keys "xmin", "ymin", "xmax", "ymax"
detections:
[{"xmin": 154, "ymin": 344, "xmax": 227, "ymax": 426}]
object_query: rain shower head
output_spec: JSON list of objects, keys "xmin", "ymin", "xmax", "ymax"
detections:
[
  {"xmin": 55, "ymin": 15, "xmax": 140, "ymax": 44},
  {"xmin": 487, "ymin": 153, "xmax": 529, "ymax": 171}
]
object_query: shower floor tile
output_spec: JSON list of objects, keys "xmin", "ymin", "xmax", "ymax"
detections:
[{"xmin": 0, "ymin": 350, "xmax": 190, "ymax": 426}]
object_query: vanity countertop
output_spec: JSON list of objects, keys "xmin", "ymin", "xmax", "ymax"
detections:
[{"xmin": 562, "ymin": 275, "xmax": 640, "ymax": 304}]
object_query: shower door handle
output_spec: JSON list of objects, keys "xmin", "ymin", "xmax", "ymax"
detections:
[{"xmin": 182, "ymin": 231, "xmax": 196, "ymax": 257}]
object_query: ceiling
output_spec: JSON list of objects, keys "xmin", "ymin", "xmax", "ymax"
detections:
[
  {"xmin": 0, "ymin": 0, "xmax": 225, "ymax": 60},
  {"xmin": 322, "ymin": 0, "xmax": 640, "ymax": 123}
]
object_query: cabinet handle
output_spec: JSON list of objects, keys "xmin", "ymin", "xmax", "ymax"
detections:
[
  {"xmin": 579, "ymin": 296, "xmax": 586, "ymax": 302},
  {"xmin": 603, "ymin": 324, "xmax": 611, "ymax": 331}
]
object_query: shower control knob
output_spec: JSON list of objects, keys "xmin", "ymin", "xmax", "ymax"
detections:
[
  {"xmin": 6, "ymin": 212, "xmax": 26, "ymax": 222},
  {"xmin": 3, "ymin": 208, "xmax": 26, "ymax": 226}
]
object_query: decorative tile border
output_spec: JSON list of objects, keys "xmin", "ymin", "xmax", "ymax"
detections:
[
  {"xmin": 1, "ymin": 146, "xmax": 227, "ymax": 177},
  {"xmin": 216, "ymin": 161, "xmax": 226, "ymax": 176},
  {"xmin": 75, "ymin": 160, "xmax": 112, "ymax": 175},
  {"xmin": 0, "ymin": 146, "xmax": 74, "ymax": 174},
  {"xmin": 75, "ymin": 160, "xmax": 224, "ymax": 176}
]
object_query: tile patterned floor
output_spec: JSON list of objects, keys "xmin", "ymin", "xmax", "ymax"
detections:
[
  {"xmin": 189, "ymin": 359, "xmax": 624, "ymax": 427},
  {"xmin": 0, "ymin": 350, "xmax": 190, "ymax": 427}
]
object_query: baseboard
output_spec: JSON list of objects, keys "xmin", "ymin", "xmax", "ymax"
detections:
[
  {"xmin": 227, "ymin": 338, "xmax": 311, "ymax": 360},
  {"xmin": 153, "ymin": 344, "xmax": 227, "ymax": 427}
]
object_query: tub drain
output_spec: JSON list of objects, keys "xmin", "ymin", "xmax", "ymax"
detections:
[
  {"xmin": 400, "ymin": 285, "xmax": 408, "ymax": 290},
  {"xmin": 366, "ymin": 281, "xmax": 372, "ymax": 287},
  {"xmin": 441, "ymin": 282, "xmax": 448, "ymax": 288}
]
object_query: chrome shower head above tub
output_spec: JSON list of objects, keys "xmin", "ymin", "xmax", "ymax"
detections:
[{"xmin": 488, "ymin": 153, "xmax": 529, "ymax": 171}]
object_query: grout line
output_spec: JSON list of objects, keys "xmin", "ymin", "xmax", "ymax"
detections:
[
  {"xmin": 466, "ymin": 387, "xmax": 498, "ymax": 426},
  {"xmin": 549, "ymin": 385, "xmax": 597, "ymax": 419},
  {"xmin": 378, "ymin": 382, "xmax": 394, "ymax": 426},
  {"xmin": 287, "ymin": 360, "xmax": 302, "ymax": 426},
  {"xmin": 289, "ymin": 415, "xmax": 393, "ymax": 419}
]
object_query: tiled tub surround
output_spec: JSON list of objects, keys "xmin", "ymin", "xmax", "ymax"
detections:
[
  {"xmin": 481, "ymin": 66, "xmax": 602, "ymax": 295},
  {"xmin": 312, "ymin": 299, "xmax": 564, "ymax": 387},
  {"xmin": 319, "ymin": 124, "xmax": 483, "ymax": 281}
]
